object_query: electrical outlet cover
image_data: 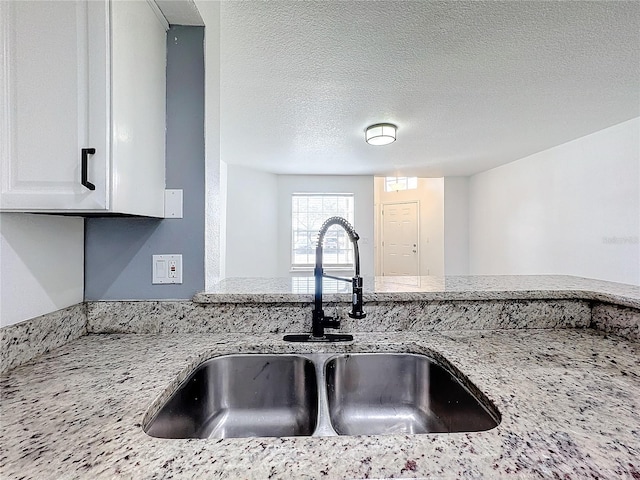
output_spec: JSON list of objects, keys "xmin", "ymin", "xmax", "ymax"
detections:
[{"xmin": 153, "ymin": 255, "xmax": 183, "ymax": 284}]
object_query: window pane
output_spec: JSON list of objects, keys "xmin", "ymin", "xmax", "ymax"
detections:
[
  {"xmin": 291, "ymin": 193, "xmax": 355, "ymax": 268},
  {"xmin": 308, "ymin": 197, "xmax": 322, "ymax": 212},
  {"xmin": 385, "ymin": 177, "xmax": 394, "ymax": 192}
]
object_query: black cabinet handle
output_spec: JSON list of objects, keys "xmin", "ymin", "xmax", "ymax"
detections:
[{"xmin": 81, "ymin": 148, "xmax": 96, "ymax": 191}]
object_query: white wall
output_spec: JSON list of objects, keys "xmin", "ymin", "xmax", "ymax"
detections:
[
  {"xmin": 277, "ymin": 175, "xmax": 375, "ymax": 277},
  {"xmin": 469, "ymin": 118, "xmax": 640, "ymax": 285},
  {"xmin": 195, "ymin": 0, "xmax": 222, "ymax": 290},
  {"xmin": 219, "ymin": 159, "xmax": 227, "ymax": 279},
  {"xmin": 0, "ymin": 214, "xmax": 84, "ymax": 327},
  {"xmin": 374, "ymin": 177, "xmax": 445, "ymax": 276},
  {"xmin": 444, "ymin": 177, "xmax": 470, "ymax": 275},
  {"xmin": 225, "ymin": 164, "xmax": 279, "ymax": 277}
]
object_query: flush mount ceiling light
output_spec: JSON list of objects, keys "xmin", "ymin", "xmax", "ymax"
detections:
[{"xmin": 365, "ymin": 123, "xmax": 397, "ymax": 146}]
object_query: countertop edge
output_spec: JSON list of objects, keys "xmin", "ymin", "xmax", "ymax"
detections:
[{"xmin": 192, "ymin": 289, "xmax": 640, "ymax": 310}]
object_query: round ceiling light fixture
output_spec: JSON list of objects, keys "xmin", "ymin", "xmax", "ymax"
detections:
[{"xmin": 365, "ymin": 123, "xmax": 397, "ymax": 146}]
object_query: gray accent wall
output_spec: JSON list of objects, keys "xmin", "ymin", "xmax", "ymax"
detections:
[{"xmin": 84, "ymin": 26, "xmax": 205, "ymax": 300}]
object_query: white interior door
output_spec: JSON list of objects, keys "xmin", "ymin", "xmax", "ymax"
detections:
[
  {"xmin": 382, "ymin": 201, "xmax": 419, "ymax": 276},
  {"xmin": 0, "ymin": 0, "xmax": 108, "ymax": 211}
]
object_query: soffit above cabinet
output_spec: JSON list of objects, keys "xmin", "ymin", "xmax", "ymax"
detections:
[{"xmin": 154, "ymin": 0, "xmax": 204, "ymax": 26}]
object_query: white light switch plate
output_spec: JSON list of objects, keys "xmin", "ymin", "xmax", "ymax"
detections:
[
  {"xmin": 153, "ymin": 254, "xmax": 182, "ymax": 284},
  {"xmin": 164, "ymin": 189, "xmax": 183, "ymax": 218}
]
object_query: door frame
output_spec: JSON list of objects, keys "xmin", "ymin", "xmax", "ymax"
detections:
[{"xmin": 380, "ymin": 200, "xmax": 420, "ymax": 276}]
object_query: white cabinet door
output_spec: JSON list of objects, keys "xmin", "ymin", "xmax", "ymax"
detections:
[
  {"xmin": 110, "ymin": 0, "xmax": 167, "ymax": 217},
  {"xmin": 0, "ymin": 0, "xmax": 109, "ymax": 211}
]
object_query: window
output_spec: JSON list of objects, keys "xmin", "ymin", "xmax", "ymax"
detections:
[
  {"xmin": 291, "ymin": 193, "xmax": 354, "ymax": 269},
  {"xmin": 385, "ymin": 176, "xmax": 418, "ymax": 192}
]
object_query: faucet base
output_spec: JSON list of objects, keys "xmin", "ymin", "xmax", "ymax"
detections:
[{"xmin": 283, "ymin": 333, "xmax": 354, "ymax": 343}]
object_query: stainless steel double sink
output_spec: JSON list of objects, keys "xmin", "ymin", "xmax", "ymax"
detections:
[{"xmin": 144, "ymin": 353, "xmax": 500, "ymax": 439}]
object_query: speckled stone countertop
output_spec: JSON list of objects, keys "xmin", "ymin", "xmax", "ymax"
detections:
[
  {"xmin": 1, "ymin": 329, "xmax": 639, "ymax": 479},
  {"xmin": 194, "ymin": 275, "xmax": 640, "ymax": 309}
]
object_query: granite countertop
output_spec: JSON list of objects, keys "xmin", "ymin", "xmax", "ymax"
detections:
[
  {"xmin": 1, "ymin": 329, "xmax": 639, "ymax": 479},
  {"xmin": 194, "ymin": 275, "xmax": 640, "ymax": 309}
]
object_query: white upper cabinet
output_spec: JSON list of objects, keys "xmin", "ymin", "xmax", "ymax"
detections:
[{"xmin": 0, "ymin": 0, "xmax": 167, "ymax": 216}]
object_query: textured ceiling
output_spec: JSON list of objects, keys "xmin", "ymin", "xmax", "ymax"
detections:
[{"xmin": 220, "ymin": 1, "xmax": 640, "ymax": 177}]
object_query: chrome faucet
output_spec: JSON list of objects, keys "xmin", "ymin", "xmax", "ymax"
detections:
[{"xmin": 284, "ymin": 216, "xmax": 366, "ymax": 342}]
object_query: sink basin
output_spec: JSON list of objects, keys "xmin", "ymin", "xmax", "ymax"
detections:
[
  {"xmin": 144, "ymin": 354, "xmax": 318, "ymax": 439},
  {"xmin": 145, "ymin": 352, "xmax": 499, "ymax": 439},
  {"xmin": 325, "ymin": 353, "xmax": 499, "ymax": 436}
]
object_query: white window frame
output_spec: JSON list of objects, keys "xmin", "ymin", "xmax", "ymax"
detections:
[{"xmin": 291, "ymin": 193, "xmax": 355, "ymax": 271}]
